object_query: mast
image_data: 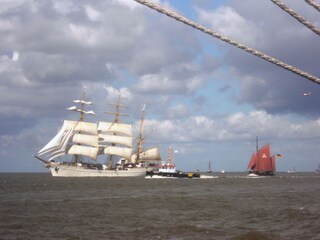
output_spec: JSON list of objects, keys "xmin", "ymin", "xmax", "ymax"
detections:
[
  {"xmin": 256, "ymin": 136, "xmax": 259, "ymax": 171},
  {"xmin": 136, "ymin": 104, "xmax": 145, "ymax": 163},
  {"xmin": 68, "ymin": 88, "xmax": 93, "ymax": 163},
  {"xmin": 104, "ymin": 95, "xmax": 129, "ymax": 169},
  {"xmin": 79, "ymin": 90, "xmax": 86, "ymax": 122},
  {"xmin": 168, "ymin": 147, "xmax": 173, "ymax": 165}
]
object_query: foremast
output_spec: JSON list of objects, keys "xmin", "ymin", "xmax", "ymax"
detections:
[
  {"xmin": 36, "ymin": 88, "xmax": 98, "ymax": 163},
  {"xmin": 67, "ymin": 89, "xmax": 96, "ymax": 163}
]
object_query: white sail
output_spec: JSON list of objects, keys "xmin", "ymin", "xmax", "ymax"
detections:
[
  {"xmin": 141, "ymin": 146, "xmax": 161, "ymax": 160},
  {"xmin": 72, "ymin": 134, "xmax": 99, "ymax": 147},
  {"xmin": 98, "ymin": 134, "xmax": 132, "ymax": 148},
  {"xmin": 73, "ymin": 99, "xmax": 93, "ymax": 105},
  {"xmin": 64, "ymin": 120, "xmax": 97, "ymax": 135},
  {"xmin": 103, "ymin": 146, "xmax": 132, "ymax": 160},
  {"xmin": 38, "ymin": 124, "xmax": 66, "ymax": 155},
  {"xmin": 47, "ymin": 129, "xmax": 74, "ymax": 160},
  {"xmin": 131, "ymin": 146, "xmax": 161, "ymax": 162},
  {"xmin": 98, "ymin": 122, "xmax": 132, "ymax": 137},
  {"xmin": 68, "ymin": 145, "xmax": 99, "ymax": 160},
  {"xmin": 38, "ymin": 120, "xmax": 98, "ymax": 161},
  {"xmin": 44, "ymin": 129, "xmax": 74, "ymax": 158}
]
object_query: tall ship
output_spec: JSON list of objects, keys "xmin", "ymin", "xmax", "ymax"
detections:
[
  {"xmin": 247, "ymin": 137, "xmax": 280, "ymax": 177},
  {"xmin": 34, "ymin": 90, "xmax": 161, "ymax": 177}
]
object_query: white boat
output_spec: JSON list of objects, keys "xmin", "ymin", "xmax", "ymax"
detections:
[
  {"xmin": 34, "ymin": 90, "xmax": 161, "ymax": 177},
  {"xmin": 287, "ymin": 167, "xmax": 297, "ymax": 174},
  {"xmin": 145, "ymin": 147, "xmax": 200, "ymax": 178}
]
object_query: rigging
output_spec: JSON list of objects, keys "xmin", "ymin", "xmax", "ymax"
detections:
[
  {"xmin": 271, "ymin": 0, "xmax": 320, "ymax": 36},
  {"xmin": 133, "ymin": 0, "xmax": 320, "ymax": 85}
]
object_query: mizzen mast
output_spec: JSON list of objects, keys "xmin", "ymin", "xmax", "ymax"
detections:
[{"xmin": 136, "ymin": 104, "xmax": 145, "ymax": 163}]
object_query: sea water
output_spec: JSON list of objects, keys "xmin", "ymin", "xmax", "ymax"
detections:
[{"xmin": 0, "ymin": 172, "xmax": 319, "ymax": 240}]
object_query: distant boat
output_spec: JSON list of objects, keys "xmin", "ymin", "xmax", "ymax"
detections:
[
  {"xmin": 207, "ymin": 161, "xmax": 213, "ymax": 173},
  {"xmin": 316, "ymin": 164, "xmax": 320, "ymax": 173},
  {"xmin": 287, "ymin": 167, "xmax": 297, "ymax": 174},
  {"xmin": 247, "ymin": 137, "xmax": 280, "ymax": 177},
  {"xmin": 221, "ymin": 169, "xmax": 225, "ymax": 174}
]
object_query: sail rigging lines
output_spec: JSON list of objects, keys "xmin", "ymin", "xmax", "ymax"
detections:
[
  {"xmin": 133, "ymin": 0, "xmax": 320, "ymax": 85},
  {"xmin": 270, "ymin": 0, "xmax": 320, "ymax": 36},
  {"xmin": 305, "ymin": 0, "xmax": 320, "ymax": 12}
]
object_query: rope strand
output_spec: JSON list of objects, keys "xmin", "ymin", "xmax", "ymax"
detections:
[
  {"xmin": 305, "ymin": 0, "xmax": 320, "ymax": 12},
  {"xmin": 271, "ymin": 0, "xmax": 320, "ymax": 36},
  {"xmin": 133, "ymin": 0, "xmax": 320, "ymax": 85}
]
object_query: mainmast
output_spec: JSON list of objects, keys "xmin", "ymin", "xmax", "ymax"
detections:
[
  {"xmin": 104, "ymin": 95, "xmax": 129, "ymax": 168},
  {"xmin": 136, "ymin": 104, "xmax": 145, "ymax": 163}
]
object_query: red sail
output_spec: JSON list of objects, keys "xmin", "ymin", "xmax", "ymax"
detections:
[
  {"xmin": 258, "ymin": 144, "xmax": 272, "ymax": 171},
  {"xmin": 247, "ymin": 152, "xmax": 257, "ymax": 170},
  {"xmin": 270, "ymin": 155, "xmax": 276, "ymax": 172}
]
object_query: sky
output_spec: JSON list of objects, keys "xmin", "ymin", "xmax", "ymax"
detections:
[{"xmin": 1, "ymin": 0, "xmax": 320, "ymax": 173}]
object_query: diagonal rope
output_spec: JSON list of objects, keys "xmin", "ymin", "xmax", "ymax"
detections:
[
  {"xmin": 133, "ymin": 0, "xmax": 320, "ymax": 85},
  {"xmin": 305, "ymin": 0, "xmax": 320, "ymax": 12},
  {"xmin": 271, "ymin": 0, "xmax": 320, "ymax": 36}
]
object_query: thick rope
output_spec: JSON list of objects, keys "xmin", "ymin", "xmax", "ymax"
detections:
[
  {"xmin": 271, "ymin": 0, "xmax": 320, "ymax": 36},
  {"xmin": 305, "ymin": 0, "xmax": 320, "ymax": 12},
  {"xmin": 133, "ymin": 0, "xmax": 320, "ymax": 85}
]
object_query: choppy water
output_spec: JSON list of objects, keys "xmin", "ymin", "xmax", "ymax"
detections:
[{"xmin": 0, "ymin": 172, "xmax": 319, "ymax": 240}]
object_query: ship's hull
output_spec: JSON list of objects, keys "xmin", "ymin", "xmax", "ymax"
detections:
[
  {"xmin": 145, "ymin": 170, "xmax": 200, "ymax": 179},
  {"xmin": 47, "ymin": 164, "xmax": 146, "ymax": 177},
  {"xmin": 247, "ymin": 171, "xmax": 274, "ymax": 177}
]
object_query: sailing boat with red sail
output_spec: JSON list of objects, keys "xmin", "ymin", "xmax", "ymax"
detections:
[{"xmin": 247, "ymin": 137, "xmax": 277, "ymax": 176}]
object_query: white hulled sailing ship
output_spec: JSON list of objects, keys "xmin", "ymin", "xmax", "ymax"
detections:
[{"xmin": 34, "ymin": 91, "xmax": 161, "ymax": 177}]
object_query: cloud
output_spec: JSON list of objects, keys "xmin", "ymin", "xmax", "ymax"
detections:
[
  {"xmin": 197, "ymin": 6, "xmax": 264, "ymax": 46},
  {"xmin": 0, "ymin": 0, "xmax": 319, "ymax": 172},
  {"xmin": 148, "ymin": 110, "xmax": 320, "ymax": 143}
]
